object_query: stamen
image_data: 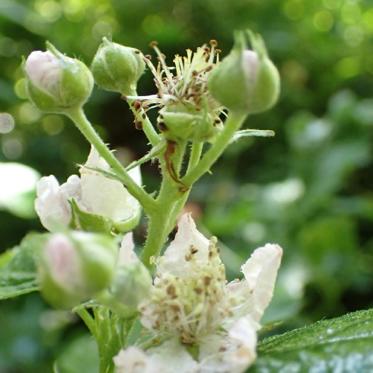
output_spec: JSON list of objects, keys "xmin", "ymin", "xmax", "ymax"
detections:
[{"xmin": 151, "ymin": 43, "xmax": 176, "ymax": 90}]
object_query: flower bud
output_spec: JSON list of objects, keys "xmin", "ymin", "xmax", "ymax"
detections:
[
  {"xmin": 100, "ymin": 233, "xmax": 151, "ymax": 316},
  {"xmin": 159, "ymin": 103, "xmax": 222, "ymax": 143},
  {"xmin": 24, "ymin": 42, "xmax": 93, "ymax": 113},
  {"xmin": 208, "ymin": 30, "xmax": 280, "ymax": 114},
  {"xmin": 91, "ymin": 38, "xmax": 145, "ymax": 95},
  {"xmin": 38, "ymin": 232, "xmax": 117, "ymax": 308}
]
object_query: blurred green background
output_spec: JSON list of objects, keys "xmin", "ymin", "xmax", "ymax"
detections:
[{"xmin": 0, "ymin": 0, "xmax": 372, "ymax": 371}]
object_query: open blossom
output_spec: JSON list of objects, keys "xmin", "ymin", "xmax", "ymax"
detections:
[
  {"xmin": 128, "ymin": 42, "xmax": 224, "ymax": 143},
  {"xmin": 35, "ymin": 146, "xmax": 141, "ymax": 232},
  {"xmin": 114, "ymin": 214, "xmax": 283, "ymax": 373}
]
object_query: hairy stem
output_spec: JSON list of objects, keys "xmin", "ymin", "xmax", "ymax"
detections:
[
  {"xmin": 141, "ymin": 141, "xmax": 187, "ymax": 267},
  {"xmin": 127, "ymin": 98, "xmax": 161, "ymax": 146},
  {"xmin": 66, "ymin": 107, "xmax": 156, "ymax": 214},
  {"xmin": 182, "ymin": 112, "xmax": 247, "ymax": 187}
]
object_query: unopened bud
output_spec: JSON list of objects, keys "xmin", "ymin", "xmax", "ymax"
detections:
[
  {"xmin": 24, "ymin": 42, "xmax": 93, "ymax": 113},
  {"xmin": 100, "ymin": 233, "xmax": 152, "ymax": 315},
  {"xmin": 208, "ymin": 30, "xmax": 280, "ymax": 114},
  {"xmin": 91, "ymin": 38, "xmax": 145, "ymax": 95},
  {"xmin": 159, "ymin": 103, "xmax": 222, "ymax": 143},
  {"xmin": 38, "ymin": 232, "xmax": 117, "ymax": 308}
]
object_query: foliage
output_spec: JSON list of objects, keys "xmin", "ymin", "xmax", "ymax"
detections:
[
  {"xmin": 251, "ymin": 308, "xmax": 373, "ymax": 372},
  {"xmin": 0, "ymin": 0, "xmax": 372, "ymax": 371}
]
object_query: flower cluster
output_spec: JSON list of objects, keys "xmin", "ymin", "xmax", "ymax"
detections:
[
  {"xmin": 114, "ymin": 214, "xmax": 283, "ymax": 372},
  {"xmin": 22, "ymin": 29, "xmax": 282, "ymax": 373}
]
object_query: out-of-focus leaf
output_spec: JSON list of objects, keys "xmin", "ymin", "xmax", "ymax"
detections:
[
  {"xmin": 250, "ymin": 309, "xmax": 373, "ymax": 372},
  {"xmin": 0, "ymin": 233, "xmax": 46, "ymax": 299},
  {"xmin": 0, "ymin": 162, "xmax": 40, "ymax": 218},
  {"xmin": 54, "ymin": 334, "xmax": 99, "ymax": 373}
]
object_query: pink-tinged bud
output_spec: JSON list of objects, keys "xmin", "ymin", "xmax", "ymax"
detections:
[
  {"xmin": 208, "ymin": 30, "xmax": 280, "ymax": 114},
  {"xmin": 38, "ymin": 232, "xmax": 117, "ymax": 308},
  {"xmin": 24, "ymin": 42, "xmax": 93, "ymax": 113}
]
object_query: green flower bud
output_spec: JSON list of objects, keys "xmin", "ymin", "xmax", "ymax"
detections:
[
  {"xmin": 38, "ymin": 232, "xmax": 117, "ymax": 309},
  {"xmin": 91, "ymin": 38, "xmax": 145, "ymax": 95},
  {"xmin": 24, "ymin": 42, "xmax": 93, "ymax": 113},
  {"xmin": 99, "ymin": 233, "xmax": 152, "ymax": 316},
  {"xmin": 208, "ymin": 30, "xmax": 280, "ymax": 114},
  {"xmin": 159, "ymin": 103, "xmax": 223, "ymax": 143}
]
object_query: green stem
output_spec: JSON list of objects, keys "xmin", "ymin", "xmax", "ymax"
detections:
[
  {"xmin": 76, "ymin": 308, "xmax": 97, "ymax": 337},
  {"xmin": 66, "ymin": 107, "xmax": 156, "ymax": 214},
  {"xmin": 165, "ymin": 142, "xmax": 202, "ymax": 232},
  {"xmin": 182, "ymin": 112, "xmax": 247, "ymax": 187},
  {"xmin": 187, "ymin": 141, "xmax": 203, "ymax": 173},
  {"xmin": 127, "ymin": 98, "xmax": 160, "ymax": 146},
  {"xmin": 141, "ymin": 141, "xmax": 187, "ymax": 267}
]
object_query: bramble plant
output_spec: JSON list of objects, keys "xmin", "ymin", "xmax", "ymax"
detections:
[
  {"xmin": 20, "ymin": 30, "xmax": 282, "ymax": 372},
  {"xmin": 0, "ymin": 27, "xmax": 373, "ymax": 373},
  {"xmin": 4, "ymin": 28, "xmax": 371, "ymax": 373}
]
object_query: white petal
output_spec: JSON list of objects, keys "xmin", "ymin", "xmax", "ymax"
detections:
[
  {"xmin": 128, "ymin": 165, "xmax": 142, "ymax": 186},
  {"xmin": 34, "ymin": 175, "xmax": 73, "ymax": 232},
  {"xmin": 25, "ymin": 50, "xmax": 61, "ymax": 93},
  {"xmin": 241, "ymin": 243, "xmax": 283, "ymax": 322},
  {"xmin": 114, "ymin": 346, "xmax": 148, "ymax": 373},
  {"xmin": 199, "ymin": 317, "xmax": 257, "ymax": 373},
  {"xmin": 118, "ymin": 232, "xmax": 138, "ymax": 265},
  {"xmin": 114, "ymin": 340, "xmax": 197, "ymax": 373},
  {"xmin": 157, "ymin": 213, "xmax": 210, "ymax": 277},
  {"xmin": 60, "ymin": 175, "xmax": 81, "ymax": 200},
  {"xmin": 80, "ymin": 147, "xmax": 141, "ymax": 222}
]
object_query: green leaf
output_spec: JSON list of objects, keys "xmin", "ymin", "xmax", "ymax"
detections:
[
  {"xmin": 230, "ymin": 129, "xmax": 275, "ymax": 143},
  {"xmin": 250, "ymin": 309, "xmax": 373, "ymax": 372},
  {"xmin": 0, "ymin": 233, "xmax": 46, "ymax": 300},
  {"xmin": 54, "ymin": 334, "xmax": 99, "ymax": 373}
]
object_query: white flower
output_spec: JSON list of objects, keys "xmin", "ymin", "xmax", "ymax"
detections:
[
  {"xmin": 34, "ymin": 146, "xmax": 141, "ymax": 232},
  {"xmin": 35, "ymin": 174, "xmax": 80, "ymax": 231},
  {"xmin": 115, "ymin": 214, "xmax": 283, "ymax": 373},
  {"xmin": 114, "ymin": 339, "xmax": 198, "ymax": 373},
  {"xmin": 80, "ymin": 147, "xmax": 141, "ymax": 222}
]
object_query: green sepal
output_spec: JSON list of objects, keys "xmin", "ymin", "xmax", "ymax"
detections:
[
  {"xmin": 70, "ymin": 198, "xmax": 140, "ymax": 234},
  {"xmin": 159, "ymin": 102, "xmax": 222, "ymax": 143},
  {"xmin": 70, "ymin": 198, "xmax": 113, "ymax": 234}
]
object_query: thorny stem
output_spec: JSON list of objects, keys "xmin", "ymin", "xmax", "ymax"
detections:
[
  {"xmin": 127, "ymin": 97, "xmax": 161, "ymax": 146},
  {"xmin": 66, "ymin": 107, "xmax": 156, "ymax": 214},
  {"xmin": 141, "ymin": 141, "xmax": 187, "ymax": 268},
  {"xmin": 141, "ymin": 112, "xmax": 247, "ymax": 268},
  {"xmin": 182, "ymin": 112, "xmax": 247, "ymax": 187}
]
